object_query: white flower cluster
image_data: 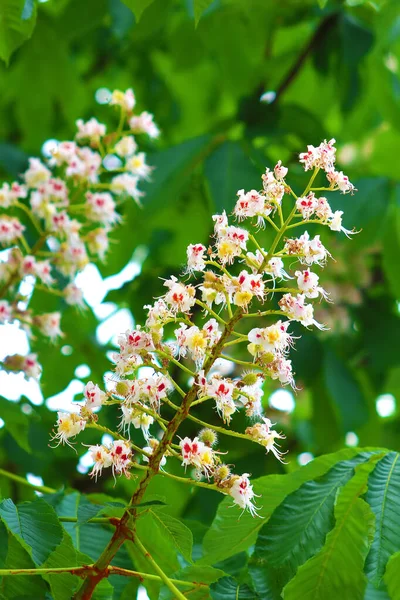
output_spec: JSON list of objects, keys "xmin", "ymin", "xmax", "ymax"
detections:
[
  {"xmin": 0, "ymin": 88, "xmax": 158, "ymax": 380},
  {"xmin": 51, "ymin": 139, "xmax": 356, "ymax": 516}
]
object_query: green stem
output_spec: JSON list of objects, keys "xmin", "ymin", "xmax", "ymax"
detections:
[
  {"xmin": 0, "ymin": 565, "xmax": 200, "ymax": 587},
  {"xmin": 0, "ymin": 468, "xmax": 55, "ymax": 494},
  {"xmin": 134, "ymin": 536, "xmax": 187, "ymax": 600},
  {"xmin": 195, "ymin": 300, "xmax": 227, "ymax": 325}
]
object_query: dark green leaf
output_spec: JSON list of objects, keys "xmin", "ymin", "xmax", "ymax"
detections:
[
  {"xmin": 210, "ymin": 576, "xmax": 259, "ymax": 599},
  {"xmin": 365, "ymin": 452, "xmax": 400, "ymax": 586},
  {"xmin": 0, "ymin": 0, "xmax": 36, "ymax": 64},
  {"xmin": 0, "ymin": 498, "xmax": 63, "ymax": 565}
]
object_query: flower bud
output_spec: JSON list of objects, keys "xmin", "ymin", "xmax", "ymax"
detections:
[
  {"xmin": 115, "ymin": 380, "xmax": 130, "ymax": 397},
  {"xmin": 199, "ymin": 428, "xmax": 218, "ymax": 447},
  {"xmin": 241, "ymin": 372, "xmax": 259, "ymax": 386},
  {"xmin": 214, "ymin": 464, "xmax": 231, "ymax": 482}
]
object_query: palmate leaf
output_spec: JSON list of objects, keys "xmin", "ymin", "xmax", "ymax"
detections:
[
  {"xmin": 281, "ymin": 458, "xmax": 379, "ymax": 600},
  {"xmin": 0, "ymin": 498, "xmax": 63, "ymax": 565},
  {"xmin": 120, "ymin": 0, "xmax": 155, "ymax": 20},
  {"xmin": 251, "ymin": 451, "xmax": 377, "ymax": 597},
  {"xmin": 159, "ymin": 566, "xmax": 226, "ymax": 600},
  {"xmin": 200, "ymin": 448, "xmax": 369, "ymax": 565},
  {"xmin": 365, "ymin": 452, "xmax": 400, "ymax": 587},
  {"xmin": 1, "ymin": 531, "xmax": 49, "ymax": 598},
  {"xmin": 383, "ymin": 551, "xmax": 400, "ymax": 600}
]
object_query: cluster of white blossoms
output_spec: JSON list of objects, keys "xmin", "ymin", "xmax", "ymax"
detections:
[
  {"xmin": 52, "ymin": 139, "xmax": 356, "ymax": 517},
  {"xmin": 0, "ymin": 88, "xmax": 158, "ymax": 381}
]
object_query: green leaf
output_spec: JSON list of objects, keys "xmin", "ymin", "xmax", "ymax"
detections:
[
  {"xmin": 0, "ymin": 0, "xmax": 37, "ymax": 64},
  {"xmin": 0, "ymin": 397, "xmax": 31, "ymax": 453},
  {"xmin": 149, "ymin": 509, "xmax": 193, "ymax": 563},
  {"xmin": 1, "ymin": 531, "xmax": 49, "ymax": 598},
  {"xmin": 252, "ymin": 452, "xmax": 377, "ymax": 596},
  {"xmin": 282, "ymin": 459, "xmax": 378, "ymax": 600},
  {"xmin": 210, "ymin": 576, "xmax": 259, "ymax": 599},
  {"xmin": 193, "ymin": 0, "xmax": 214, "ymax": 26},
  {"xmin": 384, "ymin": 551, "xmax": 400, "ymax": 600},
  {"xmin": 201, "ymin": 448, "xmax": 367, "ymax": 565},
  {"xmin": 0, "ymin": 498, "xmax": 63, "ymax": 565},
  {"xmin": 365, "ymin": 452, "xmax": 400, "ymax": 586},
  {"xmin": 159, "ymin": 565, "xmax": 226, "ymax": 599},
  {"xmin": 42, "ymin": 533, "xmax": 80, "ymax": 600},
  {"xmin": 121, "ymin": 0, "xmax": 156, "ymax": 20},
  {"xmin": 323, "ymin": 350, "xmax": 369, "ymax": 431},
  {"xmin": 205, "ymin": 141, "xmax": 260, "ymax": 213}
]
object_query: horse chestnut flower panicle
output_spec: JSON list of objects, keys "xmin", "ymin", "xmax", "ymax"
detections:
[
  {"xmin": 0, "ymin": 86, "xmax": 159, "ymax": 382},
  {"xmin": 50, "ymin": 139, "xmax": 357, "ymax": 516}
]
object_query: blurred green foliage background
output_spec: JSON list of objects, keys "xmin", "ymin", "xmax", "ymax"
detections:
[{"xmin": 1, "ymin": 0, "xmax": 400, "ymax": 535}]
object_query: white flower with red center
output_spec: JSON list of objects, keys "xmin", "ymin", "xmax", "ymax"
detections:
[
  {"xmin": 268, "ymin": 355, "xmax": 295, "ymax": 387},
  {"xmin": 111, "ymin": 88, "xmax": 136, "ymax": 112},
  {"xmin": 315, "ymin": 196, "xmax": 333, "ymax": 221},
  {"xmin": 212, "ymin": 211, "xmax": 228, "ymax": 235},
  {"xmin": 207, "ymin": 377, "xmax": 237, "ymax": 423},
  {"xmin": 164, "ymin": 275, "xmax": 196, "ymax": 314},
  {"xmin": 296, "ymin": 269, "xmax": 329, "ymax": 300},
  {"xmin": 129, "ymin": 111, "xmax": 159, "ymax": 138},
  {"xmin": 326, "ymin": 169, "xmax": 355, "ymax": 194},
  {"xmin": 299, "ymin": 139, "xmax": 336, "ymax": 172},
  {"xmin": 111, "ymin": 173, "xmax": 143, "ymax": 202},
  {"xmin": 0, "ymin": 300, "xmax": 12, "ymax": 323},
  {"xmin": 279, "ymin": 293, "xmax": 325, "ymax": 329},
  {"xmin": 64, "ymin": 282, "xmax": 85, "ymax": 307},
  {"xmin": 248, "ymin": 320, "xmax": 292, "ymax": 356},
  {"xmin": 86, "ymin": 192, "xmax": 120, "ymax": 225},
  {"xmin": 285, "ymin": 231, "xmax": 330, "ymax": 266},
  {"xmin": 126, "ymin": 153, "xmax": 152, "ymax": 179},
  {"xmin": 10, "ymin": 182, "xmax": 27, "ymax": 200},
  {"xmin": 50, "ymin": 141, "xmax": 78, "ymax": 166},
  {"xmin": 234, "ymin": 189, "xmax": 265, "ymax": 221},
  {"xmin": 120, "ymin": 405, "xmax": 154, "ymax": 439},
  {"xmin": 35, "ymin": 312, "xmax": 62, "ymax": 340},
  {"xmin": 113, "ymin": 352, "xmax": 142, "ymax": 376},
  {"xmin": 57, "ymin": 237, "xmax": 89, "ymax": 277},
  {"xmin": 329, "ymin": 211, "xmax": 354, "ymax": 237},
  {"xmin": 145, "ymin": 299, "xmax": 173, "ymax": 331},
  {"xmin": 274, "ymin": 160, "xmax": 288, "ymax": 180},
  {"xmin": 24, "ymin": 158, "xmax": 51, "ymax": 188},
  {"xmin": 229, "ymin": 473, "xmax": 258, "ymax": 516},
  {"xmin": 186, "ymin": 243, "xmax": 207, "ymax": 273},
  {"xmin": 89, "ymin": 445, "xmax": 113, "ymax": 481},
  {"xmin": 51, "ymin": 211, "xmax": 72, "ymax": 234},
  {"xmin": 216, "ymin": 224, "xmax": 249, "ymax": 265},
  {"xmin": 51, "ymin": 412, "xmax": 86, "ymax": 448},
  {"xmin": 264, "ymin": 256, "xmax": 290, "ymax": 280},
  {"xmin": 84, "ymin": 381, "xmax": 107, "ymax": 409},
  {"xmin": 75, "ymin": 118, "xmax": 106, "ymax": 142},
  {"xmin": 140, "ymin": 374, "xmax": 172, "ymax": 411},
  {"xmin": 21, "ymin": 255, "xmax": 36, "ymax": 276},
  {"xmin": 114, "ymin": 136, "xmax": 137, "ymax": 157},
  {"xmin": 110, "ymin": 440, "xmax": 132, "ymax": 477},
  {"xmin": 202, "ymin": 319, "xmax": 221, "ymax": 345},
  {"xmin": 77, "ymin": 147, "xmax": 102, "ymax": 182},
  {"xmin": 262, "ymin": 168, "xmax": 285, "ymax": 204},
  {"xmin": 236, "ymin": 383, "xmax": 263, "ymax": 417},
  {"xmin": 0, "ymin": 217, "xmax": 25, "ymax": 245},
  {"xmin": 296, "ymin": 192, "xmax": 318, "ymax": 220},
  {"xmin": 180, "ymin": 436, "xmax": 215, "ymax": 476},
  {"xmin": 22, "ymin": 353, "xmax": 41, "ymax": 379},
  {"xmin": 236, "ymin": 270, "xmax": 265, "ymax": 301},
  {"xmin": 118, "ymin": 327, "xmax": 154, "ymax": 357},
  {"xmin": 246, "ymin": 417, "xmax": 286, "ymax": 462},
  {"xmin": 33, "ymin": 261, "xmax": 53, "ymax": 286}
]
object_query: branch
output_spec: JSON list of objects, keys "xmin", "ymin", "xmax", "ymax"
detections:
[{"xmin": 0, "ymin": 468, "xmax": 55, "ymax": 495}]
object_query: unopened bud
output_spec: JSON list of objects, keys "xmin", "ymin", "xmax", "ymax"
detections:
[
  {"xmin": 241, "ymin": 372, "xmax": 259, "ymax": 386},
  {"xmin": 199, "ymin": 428, "xmax": 218, "ymax": 447},
  {"xmin": 215, "ymin": 464, "xmax": 231, "ymax": 481},
  {"xmin": 115, "ymin": 381, "xmax": 130, "ymax": 397}
]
